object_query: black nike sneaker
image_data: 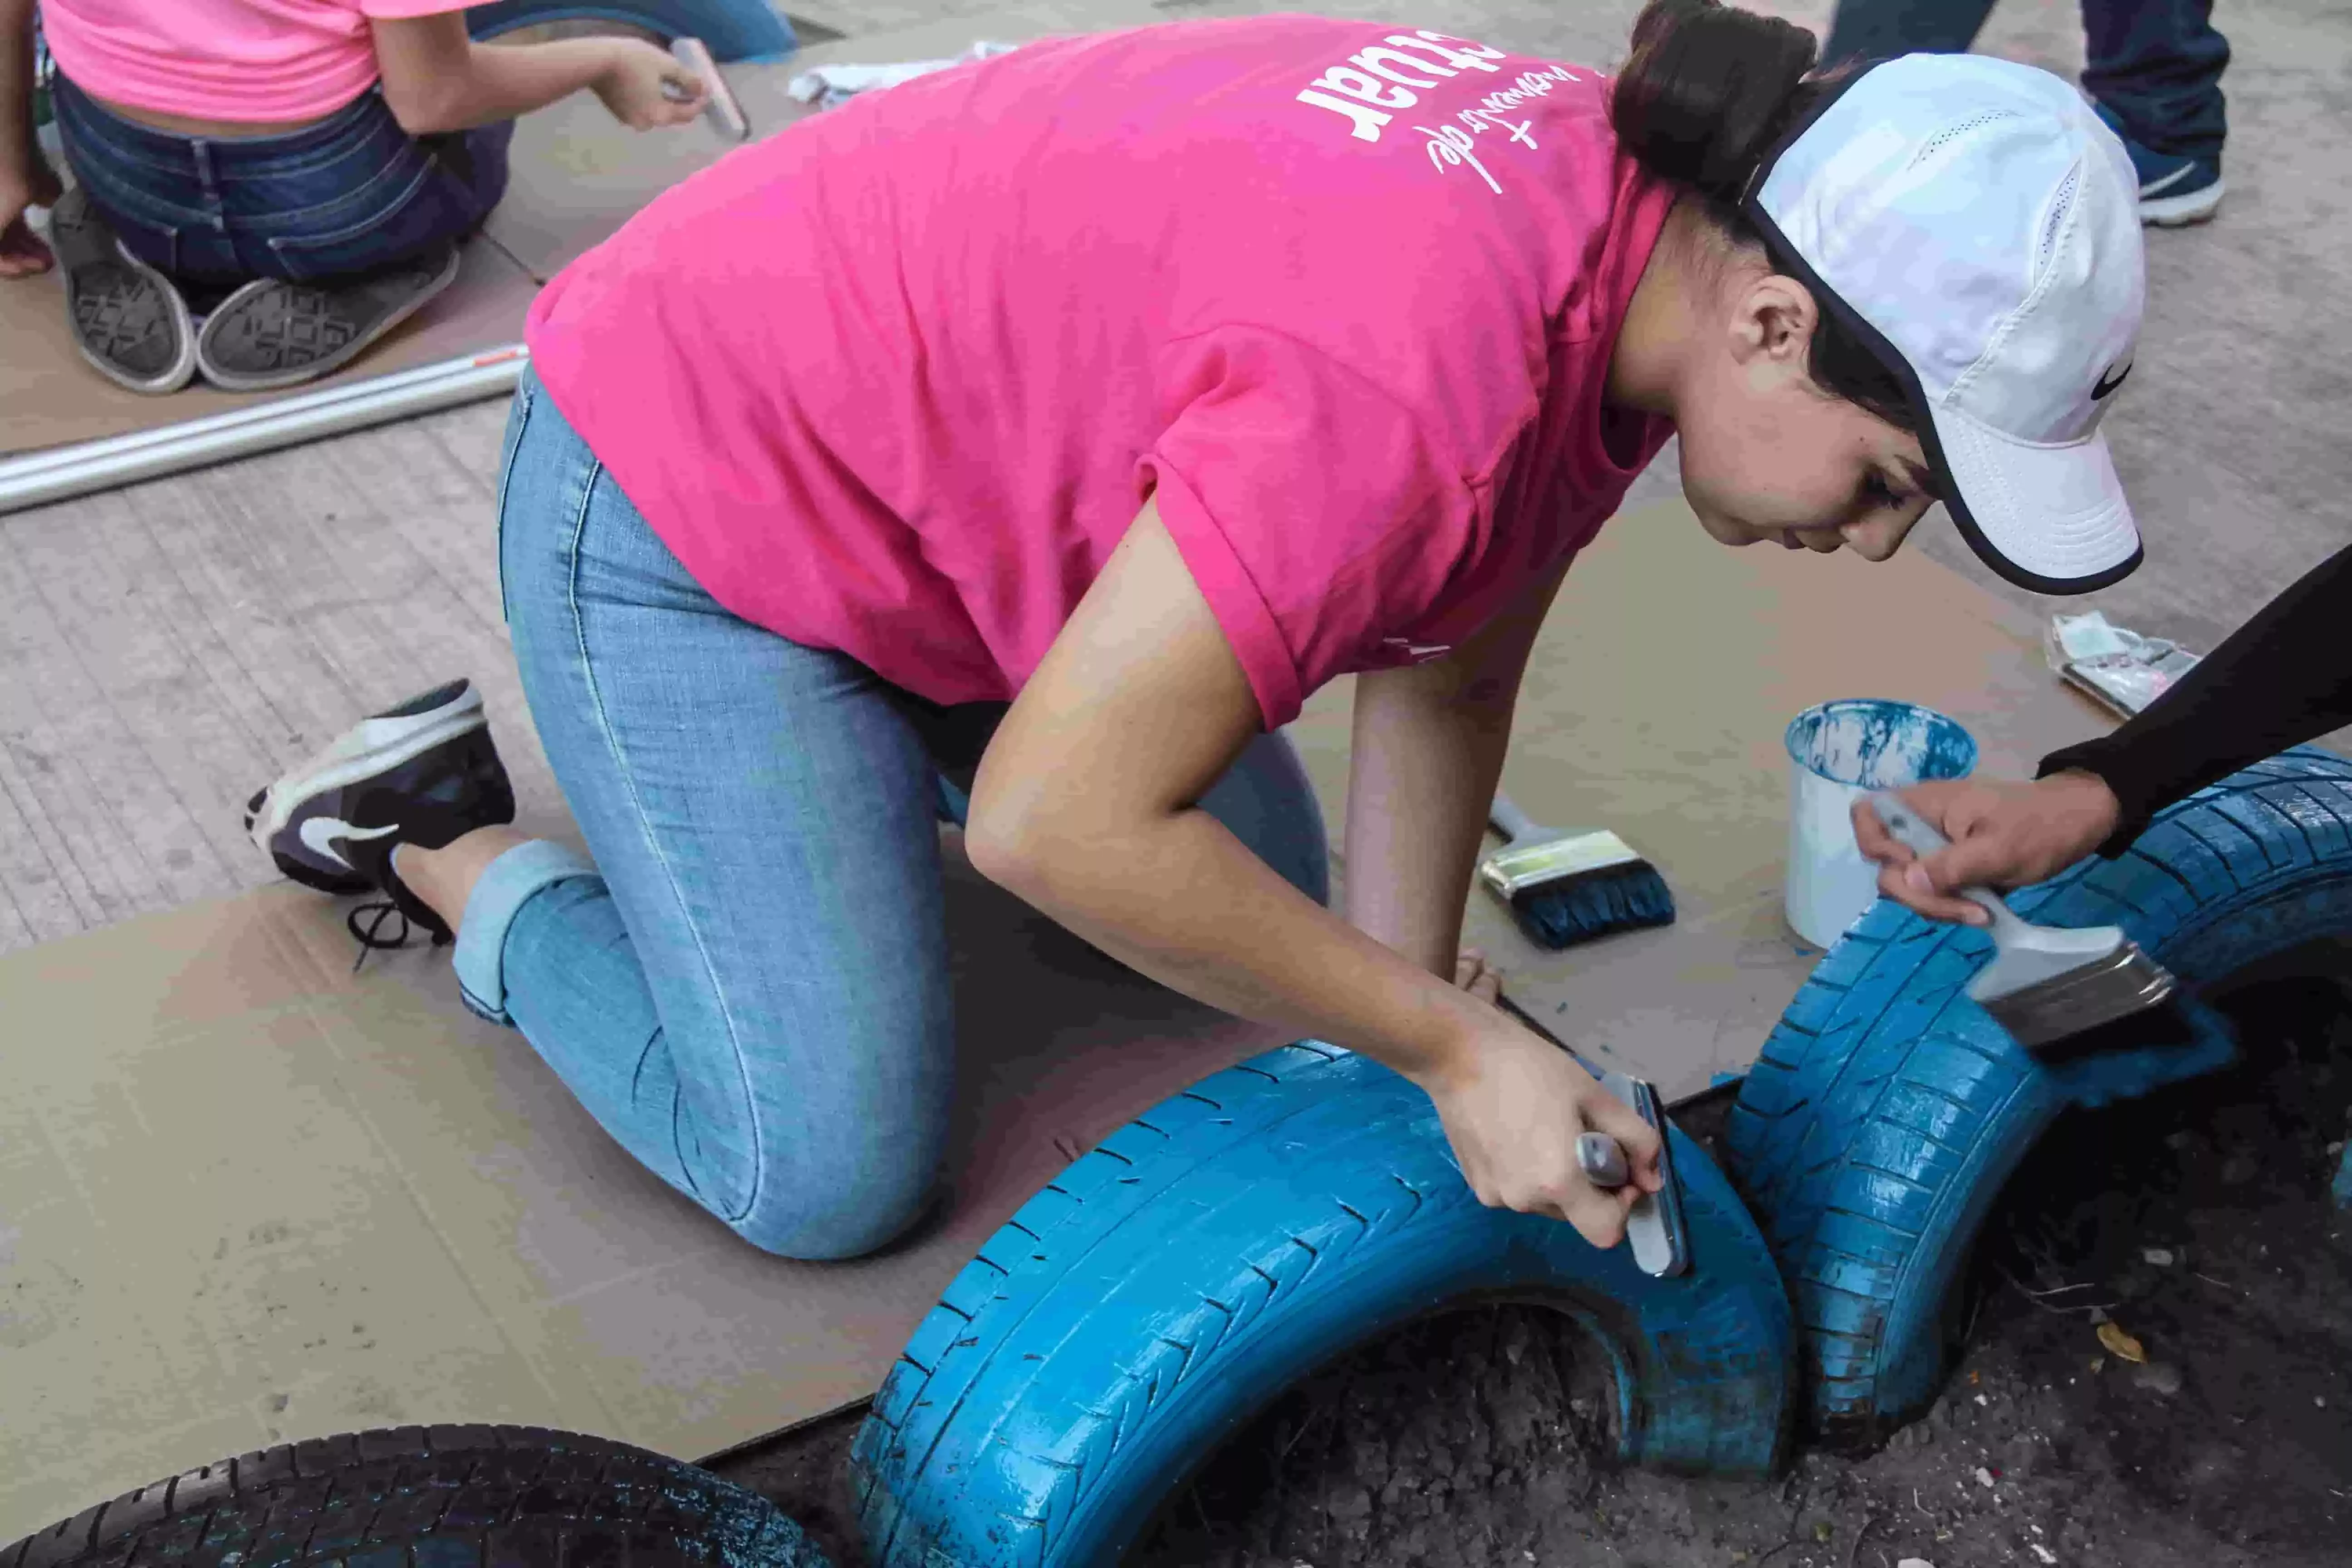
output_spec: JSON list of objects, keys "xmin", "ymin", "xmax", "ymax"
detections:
[{"xmin": 244, "ymin": 679, "xmax": 516, "ymax": 954}]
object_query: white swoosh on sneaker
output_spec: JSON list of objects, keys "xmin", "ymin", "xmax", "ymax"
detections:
[
  {"xmin": 2141, "ymin": 164, "xmax": 2198, "ymax": 197},
  {"xmin": 299, "ymin": 817, "xmax": 399, "ymax": 869}
]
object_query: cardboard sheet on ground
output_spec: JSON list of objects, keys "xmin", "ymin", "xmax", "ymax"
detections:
[
  {"xmin": 0, "ymin": 863, "xmax": 1286, "ymax": 1537},
  {"xmin": 0, "ymin": 497, "xmax": 2111, "ymax": 1535},
  {"xmin": 1288, "ymin": 503, "xmax": 2112, "ymax": 1092},
  {"xmin": 0, "ymin": 238, "xmax": 542, "ymax": 455},
  {"xmin": 0, "ymin": 0, "xmax": 1169, "ymax": 460},
  {"xmin": 1289, "ymin": 503, "xmax": 2117, "ymax": 1091}
]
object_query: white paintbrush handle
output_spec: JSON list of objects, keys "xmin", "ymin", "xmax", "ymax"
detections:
[
  {"xmin": 670, "ymin": 37, "xmax": 751, "ymax": 141},
  {"xmin": 1490, "ymin": 791, "xmax": 1542, "ymax": 844},
  {"xmin": 1863, "ymin": 793, "xmax": 2037, "ymax": 944}
]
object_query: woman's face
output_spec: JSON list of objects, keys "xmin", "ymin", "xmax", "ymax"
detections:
[{"xmin": 1670, "ymin": 274, "xmax": 1940, "ymax": 562}]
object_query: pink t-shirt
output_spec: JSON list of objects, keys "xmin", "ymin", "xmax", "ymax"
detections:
[
  {"xmin": 41, "ymin": 0, "xmax": 480, "ymax": 123},
  {"xmin": 526, "ymin": 15, "xmax": 1675, "ymax": 730}
]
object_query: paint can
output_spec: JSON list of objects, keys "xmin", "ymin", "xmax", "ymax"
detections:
[{"xmin": 1784, "ymin": 700, "xmax": 1978, "ymax": 949}]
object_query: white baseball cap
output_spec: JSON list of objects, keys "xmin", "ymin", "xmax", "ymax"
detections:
[{"xmin": 1742, "ymin": 53, "xmax": 2147, "ymax": 594}]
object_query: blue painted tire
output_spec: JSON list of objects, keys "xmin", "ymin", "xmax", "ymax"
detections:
[
  {"xmin": 1728, "ymin": 747, "xmax": 2352, "ymax": 1441},
  {"xmin": 852, "ymin": 1042, "xmax": 1795, "ymax": 1567},
  {"xmin": 466, "ymin": 0, "xmax": 796, "ymax": 61}
]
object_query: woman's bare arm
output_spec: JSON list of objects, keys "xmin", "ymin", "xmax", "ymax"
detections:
[
  {"xmin": 0, "ymin": 0, "xmax": 57, "ymax": 278},
  {"xmin": 966, "ymin": 497, "xmax": 1494, "ymax": 1080},
  {"xmin": 966, "ymin": 501, "xmax": 1660, "ymax": 1244},
  {"xmin": 1344, "ymin": 555, "xmax": 1573, "ymax": 975},
  {"xmin": 371, "ymin": 14, "xmax": 704, "ymax": 135}
]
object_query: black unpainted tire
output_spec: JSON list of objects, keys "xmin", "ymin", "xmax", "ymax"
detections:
[
  {"xmin": 1, "ymin": 1425, "xmax": 829, "ymax": 1568},
  {"xmin": 1727, "ymin": 747, "xmax": 2352, "ymax": 1441}
]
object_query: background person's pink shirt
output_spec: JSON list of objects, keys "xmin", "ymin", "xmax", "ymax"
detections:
[
  {"xmin": 40, "ymin": 0, "xmax": 481, "ymax": 124},
  {"xmin": 525, "ymin": 15, "xmax": 1675, "ymax": 730}
]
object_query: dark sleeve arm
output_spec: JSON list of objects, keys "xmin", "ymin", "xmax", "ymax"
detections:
[{"xmin": 2036, "ymin": 539, "xmax": 2352, "ymax": 856}]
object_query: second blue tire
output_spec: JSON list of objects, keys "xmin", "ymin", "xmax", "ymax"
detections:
[{"xmin": 1730, "ymin": 747, "xmax": 2352, "ymax": 1440}]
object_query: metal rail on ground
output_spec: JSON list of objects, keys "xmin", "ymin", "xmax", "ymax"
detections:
[{"xmin": 0, "ymin": 345, "xmax": 530, "ymax": 517}]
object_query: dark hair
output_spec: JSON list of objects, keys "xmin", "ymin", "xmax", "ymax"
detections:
[{"xmin": 1609, "ymin": 0, "xmax": 1917, "ymax": 432}]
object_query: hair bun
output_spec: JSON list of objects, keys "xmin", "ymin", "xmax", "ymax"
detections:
[{"xmin": 1610, "ymin": 0, "xmax": 1822, "ymax": 204}]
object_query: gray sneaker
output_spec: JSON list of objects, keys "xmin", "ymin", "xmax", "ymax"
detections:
[
  {"xmin": 49, "ymin": 185, "xmax": 196, "ymax": 395},
  {"xmin": 195, "ymin": 240, "xmax": 461, "ymax": 392}
]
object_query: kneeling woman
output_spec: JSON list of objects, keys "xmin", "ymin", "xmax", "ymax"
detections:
[{"xmin": 247, "ymin": 1, "xmax": 2150, "ymax": 1260}]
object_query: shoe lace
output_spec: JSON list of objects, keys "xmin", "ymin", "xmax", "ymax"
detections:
[
  {"xmin": 345, "ymin": 899, "xmax": 450, "ymax": 973},
  {"xmin": 347, "ymin": 900, "xmax": 411, "ymax": 972}
]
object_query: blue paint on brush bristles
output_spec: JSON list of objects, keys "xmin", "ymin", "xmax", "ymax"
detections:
[{"xmin": 1510, "ymin": 859, "xmax": 1676, "ymax": 950}]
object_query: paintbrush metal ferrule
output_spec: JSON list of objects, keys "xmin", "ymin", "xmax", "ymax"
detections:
[
  {"xmin": 1977, "ymin": 941, "xmax": 2178, "ymax": 1050},
  {"xmin": 1478, "ymin": 829, "xmax": 1644, "ymax": 901},
  {"xmin": 1867, "ymin": 792, "xmax": 2184, "ymax": 1054}
]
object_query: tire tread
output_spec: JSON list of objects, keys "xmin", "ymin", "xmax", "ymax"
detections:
[
  {"xmin": 2, "ymin": 1428, "xmax": 824, "ymax": 1568},
  {"xmin": 858, "ymin": 1046, "xmax": 1793, "ymax": 1565},
  {"xmin": 1730, "ymin": 751, "xmax": 2352, "ymax": 1437}
]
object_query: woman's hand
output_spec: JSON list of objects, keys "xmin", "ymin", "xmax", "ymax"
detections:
[
  {"xmin": 1424, "ymin": 949, "xmax": 1664, "ymax": 1249},
  {"xmin": 0, "ymin": 159, "xmax": 61, "ymax": 278},
  {"xmin": 593, "ymin": 39, "xmax": 708, "ymax": 130},
  {"xmin": 376, "ymin": 17, "xmax": 709, "ymax": 134},
  {"xmin": 1850, "ymin": 770, "xmax": 2123, "ymax": 926}
]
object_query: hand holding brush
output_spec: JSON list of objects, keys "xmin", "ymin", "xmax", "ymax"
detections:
[
  {"xmin": 1494, "ymin": 991, "xmax": 1690, "ymax": 1276},
  {"xmin": 1429, "ymin": 952, "xmax": 1663, "ymax": 1250},
  {"xmin": 1861, "ymin": 793, "xmax": 2183, "ymax": 1056}
]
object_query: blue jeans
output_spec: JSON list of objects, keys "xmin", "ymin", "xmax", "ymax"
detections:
[
  {"xmin": 1822, "ymin": 0, "xmax": 2228, "ymax": 161},
  {"xmin": 459, "ymin": 371, "xmax": 1331, "ymax": 1261},
  {"xmin": 50, "ymin": 72, "xmax": 513, "ymax": 287}
]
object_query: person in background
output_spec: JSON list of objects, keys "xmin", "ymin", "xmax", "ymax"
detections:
[
  {"xmin": 1818, "ymin": 0, "xmax": 2227, "ymax": 226},
  {"xmin": 0, "ymin": 0, "xmax": 709, "ymax": 395},
  {"xmin": 1856, "ymin": 540, "xmax": 2352, "ymax": 920}
]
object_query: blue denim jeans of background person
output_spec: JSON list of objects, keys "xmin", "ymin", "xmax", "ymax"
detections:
[
  {"xmin": 49, "ymin": 73, "xmax": 513, "ymax": 289},
  {"xmin": 455, "ymin": 369, "xmax": 1332, "ymax": 1262},
  {"xmin": 1822, "ymin": 0, "xmax": 2228, "ymax": 160}
]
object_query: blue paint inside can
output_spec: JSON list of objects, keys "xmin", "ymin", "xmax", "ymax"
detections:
[{"xmin": 1784, "ymin": 699, "xmax": 1979, "ymax": 791}]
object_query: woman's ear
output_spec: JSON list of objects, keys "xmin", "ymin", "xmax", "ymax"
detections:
[{"xmin": 1727, "ymin": 273, "xmax": 1820, "ymax": 367}]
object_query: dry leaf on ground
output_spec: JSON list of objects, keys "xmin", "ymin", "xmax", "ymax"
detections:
[{"xmin": 2097, "ymin": 1321, "xmax": 2148, "ymax": 1362}]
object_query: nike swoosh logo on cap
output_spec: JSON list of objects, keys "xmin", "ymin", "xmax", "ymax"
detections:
[
  {"xmin": 2092, "ymin": 362, "xmax": 2132, "ymax": 400},
  {"xmin": 299, "ymin": 816, "xmax": 399, "ymax": 868}
]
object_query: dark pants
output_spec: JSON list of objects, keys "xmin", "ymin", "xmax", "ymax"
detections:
[
  {"xmin": 50, "ymin": 72, "xmax": 514, "ymax": 289},
  {"xmin": 1822, "ymin": 0, "xmax": 2229, "ymax": 161}
]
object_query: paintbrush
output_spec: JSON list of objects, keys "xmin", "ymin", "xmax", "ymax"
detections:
[
  {"xmin": 1495, "ymin": 993, "xmax": 1690, "ymax": 1277},
  {"xmin": 1481, "ymin": 792, "xmax": 1676, "ymax": 951},
  {"xmin": 1864, "ymin": 793, "xmax": 2187, "ymax": 1056},
  {"xmin": 668, "ymin": 37, "xmax": 751, "ymax": 142}
]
